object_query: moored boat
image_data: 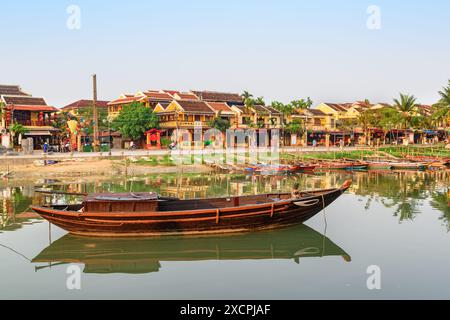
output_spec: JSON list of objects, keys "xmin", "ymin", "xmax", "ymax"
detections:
[{"xmin": 31, "ymin": 181, "xmax": 352, "ymax": 238}]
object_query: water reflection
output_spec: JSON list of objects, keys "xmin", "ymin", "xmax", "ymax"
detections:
[
  {"xmin": 0, "ymin": 170, "xmax": 449, "ymax": 232},
  {"xmin": 32, "ymin": 224, "xmax": 350, "ymax": 274}
]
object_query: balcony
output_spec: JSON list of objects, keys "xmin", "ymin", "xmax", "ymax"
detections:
[
  {"xmin": 159, "ymin": 121, "xmax": 211, "ymax": 129},
  {"xmin": 15, "ymin": 120, "xmax": 53, "ymax": 127}
]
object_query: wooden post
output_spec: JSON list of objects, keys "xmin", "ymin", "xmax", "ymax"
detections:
[{"xmin": 92, "ymin": 74, "xmax": 99, "ymax": 152}]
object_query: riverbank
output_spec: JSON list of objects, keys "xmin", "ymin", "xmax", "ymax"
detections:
[
  {"xmin": 0, "ymin": 158, "xmax": 213, "ymax": 182},
  {"xmin": 1, "ymin": 146, "xmax": 449, "ymax": 182}
]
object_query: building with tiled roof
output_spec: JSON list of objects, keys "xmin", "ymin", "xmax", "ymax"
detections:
[
  {"xmin": 174, "ymin": 92, "xmax": 199, "ymax": 101},
  {"xmin": 62, "ymin": 99, "xmax": 110, "ymax": 116},
  {"xmin": 0, "ymin": 86, "xmax": 59, "ymax": 148},
  {"xmin": 0, "ymin": 84, "xmax": 30, "ymax": 97},
  {"xmin": 154, "ymin": 100, "xmax": 217, "ymax": 148},
  {"xmin": 192, "ymin": 90, "xmax": 244, "ymax": 105}
]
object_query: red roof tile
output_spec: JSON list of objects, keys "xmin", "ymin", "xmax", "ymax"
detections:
[
  {"xmin": 107, "ymin": 97, "xmax": 138, "ymax": 105},
  {"xmin": 6, "ymin": 105, "xmax": 57, "ymax": 112},
  {"xmin": 175, "ymin": 93, "xmax": 199, "ymax": 100},
  {"xmin": 206, "ymin": 102, "xmax": 234, "ymax": 114},
  {"xmin": 0, "ymin": 85, "xmax": 29, "ymax": 96},
  {"xmin": 192, "ymin": 90, "xmax": 243, "ymax": 103},
  {"xmin": 176, "ymin": 100, "xmax": 215, "ymax": 114},
  {"xmin": 62, "ymin": 99, "xmax": 109, "ymax": 111},
  {"xmin": 143, "ymin": 92, "xmax": 173, "ymax": 100},
  {"xmin": 3, "ymin": 96, "xmax": 47, "ymax": 106}
]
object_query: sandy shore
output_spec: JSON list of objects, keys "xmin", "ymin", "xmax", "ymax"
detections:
[{"xmin": 1, "ymin": 158, "xmax": 213, "ymax": 182}]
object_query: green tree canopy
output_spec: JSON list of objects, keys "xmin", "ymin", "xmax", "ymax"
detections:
[
  {"xmin": 111, "ymin": 102, "xmax": 159, "ymax": 140},
  {"xmin": 290, "ymin": 97, "xmax": 313, "ymax": 110},
  {"xmin": 208, "ymin": 112, "xmax": 231, "ymax": 132},
  {"xmin": 393, "ymin": 93, "xmax": 418, "ymax": 130}
]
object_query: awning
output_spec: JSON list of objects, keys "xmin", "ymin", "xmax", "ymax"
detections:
[{"xmin": 24, "ymin": 131, "xmax": 52, "ymax": 136}]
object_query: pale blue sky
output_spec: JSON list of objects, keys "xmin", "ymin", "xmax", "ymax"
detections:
[{"xmin": 0, "ymin": 0, "xmax": 449, "ymax": 107}]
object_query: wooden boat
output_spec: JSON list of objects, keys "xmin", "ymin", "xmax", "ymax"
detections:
[
  {"xmin": 366, "ymin": 162, "xmax": 394, "ymax": 170},
  {"xmin": 30, "ymin": 181, "xmax": 352, "ymax": 238},
  {"xmin": 318, "ymin": 161, "xmax": 368, "ymax": 171},
  {"xmin": 389, "ymin": 162, "xmax": 427, "ymax": 170},
  {"xmin": 405, "ymin": 155, "xmax": 450, "ymax": 165},
  {"xmin": 32, "ymin": 224, "xmax": 351, "ymax": 274}
]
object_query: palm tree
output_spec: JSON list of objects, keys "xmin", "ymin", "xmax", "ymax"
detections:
[
  {"xmin": 393, "ymin": 93, "xmax": 418, "ymax": 141},
  {"xmin": 290, "ymin": 97, "xmax": 313, "ymax": 110},
  {"xmin": 272, "ymin": 101, "xmax": 295, "ymax": 146},
  {"xmin": 436, "ymin": 80, "xmax": 450, "ymax": 134},
  {"xmin": 241, "ymin": 91, "xmax": 253, "ymax": 102},
  {"xmin": 254, "ymin": 97, "xmax": 265, "ymax": 106}
]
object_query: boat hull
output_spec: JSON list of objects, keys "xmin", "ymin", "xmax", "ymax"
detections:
[{"xmin": 31, "ymin": 182, "xmax": 351, "ymax": 238}]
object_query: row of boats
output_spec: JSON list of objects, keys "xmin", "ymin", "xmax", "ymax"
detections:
[{"xmin": 206, "ymin": 156, "xmax": 450, "ymax": 175}]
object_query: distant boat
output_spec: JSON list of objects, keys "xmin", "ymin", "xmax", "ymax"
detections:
[
  {"xmin": 388, "ymin": 162, "xmax": 427, "ymax": 170},
  {"xmin": 31, "ymin": 181, "xmax": 352, "ymax": 238},
  {"xmin": 32, "ymin": 224, "xmax": 351, "ymax": 274}
]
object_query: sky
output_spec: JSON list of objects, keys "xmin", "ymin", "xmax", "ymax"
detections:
[{"xmin": 0, "ymin": 0, "xmax": 449, "ymax": 108}]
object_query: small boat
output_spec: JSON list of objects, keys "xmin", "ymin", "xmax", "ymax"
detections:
[
  {"xmin": 389, "ymin": 162, "xmax": 427, "ymax": 170},
  {"xmin": 366, "ymin": 162, "xmax": 394, "ymax": 170},
  {"xmin": 406, "ymin": 155, "xmax": 450, "ymax": 165},
  {"xmin": 318, "ymin": 161, "xmax": 368, "ymax": 171},
  {"xmin": 31, "ymin": 181, "xmax": 352, "ymax": 238}
]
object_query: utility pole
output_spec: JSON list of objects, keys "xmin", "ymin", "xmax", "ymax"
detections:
[{"xmin": 92, "ymin": 74, "xmax": 99, "ymax": 152}]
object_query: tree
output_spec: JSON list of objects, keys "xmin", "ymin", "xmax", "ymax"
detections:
[
  {"xmin": 254, "ymin": 97, "xmax": 266, "ymax": 106},
  {"xmin": 357, "ymin": 109, "xmax": 378, "ymax": 145},
  {"xmin": 77, "ymin": 105, "xmax": 109, "ymax": 135},
  {"xmin": 434, "ymin": 80, "xmax": 450, "ymax": 133},
  {"xmin": 393, "ymin": 93, "xmax": 418, "ymax": 132},
  {"xmin": 208, "ymin": 112, "xmax": 231, "ymax": 132},
  {"xmin": 378, "ymin": 107, "xmax": 401, "ymax": 144},
  {"xmin": 0, "ymin": 102, "xmax": 5, "ymax": 129},
  {"xmin": 111, "ymin": 102, "xmax": 159, "ymax": 140},
  {"xmin": 285, "ymin": 119, "xmax": 305, "ymax": 137},
  {"xmin": 241, "ymin": 91, "xmax": 253, "ymax": 101},
  {"xmin": 271, "ymin": 101, "xmax": 295, "ymax": 146},
  {"xmin": 290, "ymin": 97, "xmax": 313, "ymax": 110},
  {"xmin": 9, "ymin": 123, "xmax": 29, "ymax": 148}
]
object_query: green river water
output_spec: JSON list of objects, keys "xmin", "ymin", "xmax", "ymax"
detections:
[{"xmin": 0, "ymin": 170, "xmax": 449, "ymax": 299}]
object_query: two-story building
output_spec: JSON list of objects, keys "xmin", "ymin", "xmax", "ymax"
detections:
[
  {"xmin": 156, "ymin": 100, "xmax": 216, "ymax": 148},
  {"xmin": 0, "ymin": 85, "xmax": 58, "ymax": 149}
]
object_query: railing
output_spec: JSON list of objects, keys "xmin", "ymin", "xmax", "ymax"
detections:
[
  {"xmin": 159, "ymin": 121, "xmax": 211, "ymax": 128},
  {"xmin": 15, "ymin": 120, "xmax": 53, "ymax": 127}
]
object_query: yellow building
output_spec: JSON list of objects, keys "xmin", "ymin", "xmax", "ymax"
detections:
[{"xmin": 155, "ymin": 100, "xmax": 216, "ymax": 148}]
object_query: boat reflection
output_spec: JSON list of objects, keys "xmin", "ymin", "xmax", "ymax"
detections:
[{"xmin": 32, "ymin": 224, "xmax": 351, "ymax": 274}]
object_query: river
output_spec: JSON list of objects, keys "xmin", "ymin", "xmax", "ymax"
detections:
[{"xmin": 0, "ymin": 170, "xmax": 449, "ymax": 299}]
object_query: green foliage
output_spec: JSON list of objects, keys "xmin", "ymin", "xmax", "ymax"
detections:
[
  {"xmin": 9, "ymin": 123, "xmax": 28, "ymax": 135},
  {"xmin": 285, "ymin": 119, "xmax": 305, "ymax": 135},
  {"xmin": 8, "ymin": 123, "xmax": 29, "ymax": 147},
  {"xmin": 393, "ymin": 93, "xmax": 418, "ymax": 130},
  {"xmin": 208, "ymin": 112, "xmax": 231, "ymax": 132},
  {"xmin": 77, "ymin": 105, "xmax": 109, "ymax": 134},
  {"xmin": 290, "ymin": 97, "xmax": 313, "ymax": 110},
  {"xmin": 111, "ymin": 102, "xmax": 159, "ymax": 140}
]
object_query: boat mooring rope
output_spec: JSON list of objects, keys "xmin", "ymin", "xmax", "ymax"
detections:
[
  {"xmin": 321, "ymin": 194, "xmax": 328, "ymax": 258},
  {"xmin": 0, "ymin": 243, "xmax": 31, "ymax": 262}
]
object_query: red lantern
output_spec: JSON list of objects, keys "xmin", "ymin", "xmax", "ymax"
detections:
[{"xmin": 6, "ymin": 111, "xmax": 11, "ymax": 125}]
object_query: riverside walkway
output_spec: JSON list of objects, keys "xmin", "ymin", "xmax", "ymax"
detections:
[{"xmin": 1, "ymin": 146, "xmax": 372, "ymax": 161}]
